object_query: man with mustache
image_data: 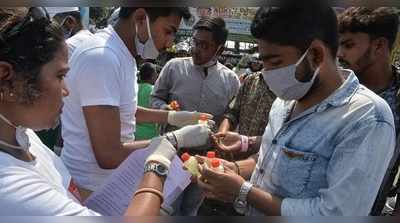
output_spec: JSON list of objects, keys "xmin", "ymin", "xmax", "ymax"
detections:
[{"xmin": 337, "ymin": 7, "xmax": 400, "ymax": 215}]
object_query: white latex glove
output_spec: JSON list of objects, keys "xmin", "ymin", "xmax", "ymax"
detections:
[
  {"xmin": 167, "ymin": 111, "xmax": 214, "ymax": 127},
  {"xmin": 170, "ymin": 124, "xmax": 211, "ymax": 149},
  {"xmin": 145, "ymin": 137, "xmax": 177, "ymax": 170}
]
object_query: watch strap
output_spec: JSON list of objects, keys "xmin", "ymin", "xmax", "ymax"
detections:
[{"xmin": 144, "ymin": 162, "xmax": 168, "ymax": 177}]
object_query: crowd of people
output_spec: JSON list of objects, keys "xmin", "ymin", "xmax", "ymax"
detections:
[{"xmin": 0, "ymin": 2, "xmax": 399, "ymax": 216}]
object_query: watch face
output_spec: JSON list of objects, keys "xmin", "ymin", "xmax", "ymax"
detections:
[
  {"xmin": 234, "ymin": 199, "xmax": 247, "ymax": 214},
  {"xmin": 156, "ymin": 164, "xmax": 168, "ymax": 175}
]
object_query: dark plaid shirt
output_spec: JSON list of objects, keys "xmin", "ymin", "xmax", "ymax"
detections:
[{"xmin": 224, "ymin": 72, "xmax": 276, "ymax": 137}]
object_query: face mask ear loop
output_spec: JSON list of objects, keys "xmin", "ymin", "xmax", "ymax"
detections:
[
  {"xmin": 145, "ymin": 13, "xmax": 153, "ymax": 41},
  {"xmin": 295, "ymin": 48, "xmax": 311, "ymax": 66},
  {"xmin": 0, "ymin": 113, "xmax": 17, "ymax": 129}
]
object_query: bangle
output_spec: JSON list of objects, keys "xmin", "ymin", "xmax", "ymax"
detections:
[
  {"xmin": 233, "ymin": 161, "xmax": 241, "ymax": 176},
  {"xmin": 240, "ymin": 135, "xmax": 249, "ymax": 152},
  {"xmin": 134, "ymin": 187, "xmax": 164, "ymax": 204}
]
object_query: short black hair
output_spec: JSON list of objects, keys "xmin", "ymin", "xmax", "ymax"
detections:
[
  {"xmin": 119, "ymin": 7, "xmax": 191, "ymax": 23},
  {"xmin": 54, "ymin": 11, "xmax": 82, "ymax": 23},
  {"xmin": 338, "ymin": 7, "xmax": 399, "ymax": 50},
  {"xmin": 251, "ymin": 3, "xmax": 339, "ymax": 58},
  {"xmin": 193, "ymin": 17, "xmax": 228, "ymax": 46},
  {"xmin": 138, "ymin": 62, "xmax": 157, "ymax": 82}
]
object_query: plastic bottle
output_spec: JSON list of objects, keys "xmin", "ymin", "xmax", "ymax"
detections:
[
  {"xmin": 211, "ymin": 158, "xmax": 224, "ymax": 173},
  {"xmin": 207, "ymin": 151, "xmax": 216, "ymax": 159},
  {"xmin": 198, "ymin": 114, "xmax": 209, "ymax": 125},
  {"xmin": 181, "ymin": 152, "xmax": 200, "ymax": 176},
  {"xmin": 206, "ymin": 151, "xmax": 216, "ymax": 167}
]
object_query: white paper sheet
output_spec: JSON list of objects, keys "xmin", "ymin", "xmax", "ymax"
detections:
[{"xmin": 84, "ymin": 148, "xmax": 191, "ymax": 215}]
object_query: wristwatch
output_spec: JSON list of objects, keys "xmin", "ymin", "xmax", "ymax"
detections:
[
  {"xmin": 144, "ymin": 162, "xmax": 169, "ymax": 178},
  {"xmin": 164, "ymin": 132, "xmax": 178, "ymax": 149},
  {"xmin": 233, "ymin": 181, "xmax": 253, "ymax": 214}
]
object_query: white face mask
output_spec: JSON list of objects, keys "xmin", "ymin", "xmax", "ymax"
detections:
[
  {"xmin": 262, "ymin": 48, "xmax": 320, "ymax": 101},
  {"xmin": 135, "ymin": 14, "xmax": 160, "ymax": 60},
  {"xmin": 0, "ymin": 114, "xmax": 30, "ymax": 152}
]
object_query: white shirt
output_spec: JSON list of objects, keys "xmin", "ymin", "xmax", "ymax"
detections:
[
  {"xmin": 66, "ymin": 29, "xmax": 94, "ymax": 59},
  {"xmin": 61, "ymin": 25, "xmax": 138, "ymax": 191},
  {"xmin": 0, "ymin": 129, "xmax": 100, "ymax": 216}
]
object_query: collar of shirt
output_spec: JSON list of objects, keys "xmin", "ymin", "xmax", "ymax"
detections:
[
  {"xmin": 315, "ymin": 69, "xmax": 359, "ymax": 112},
  {"xmin": 278, "ymin": 70, "xmax": 359, "ymax": 124}
]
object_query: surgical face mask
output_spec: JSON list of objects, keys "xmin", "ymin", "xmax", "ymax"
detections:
[
  {"xmin": 135, "ymin": 14, "xmax": 160, "ymax": 60},
  {"xmin": 262, "ymin": 48, "xmax": 320, "ymax": 101},
  {"xmin": 0, "ymin": 114, "xmax": 30, "ymax": 152}
]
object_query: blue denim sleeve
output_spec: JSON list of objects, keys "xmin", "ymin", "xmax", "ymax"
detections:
[{"xmin": 281, "ymin": 119, "xmax": 395, "ymax": 216}]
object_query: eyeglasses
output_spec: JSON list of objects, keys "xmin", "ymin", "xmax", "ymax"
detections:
[
  {"xmin": 190, "ymin": 38, "xmax": 216, "ymax": 51},
  {"xmin": 3, "ymin": 7, "xmax": 50, "ymax": 38}
]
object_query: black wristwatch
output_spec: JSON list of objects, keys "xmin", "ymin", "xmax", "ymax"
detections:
[{"xmin": 144, "ymin": 162, "xmax": 169, "ymax": 178}]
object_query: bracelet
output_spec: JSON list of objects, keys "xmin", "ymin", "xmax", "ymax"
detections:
[
  {"xmin": 134, "ymin": 187, "xmax": 164, "ymax": 204},
  {"xmin": 233, "ymin": 161, "xmax": 241, "ymax": 176},
  {"xmin": 240, "ymin": 135, "xmax": 249, "ymax": 152}
]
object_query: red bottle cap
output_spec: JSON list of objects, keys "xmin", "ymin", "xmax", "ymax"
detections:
[
  {"xmin": 211, "ymin": 159, "xmax": 220, "ymax": 168},
  {"xmin": 207, "ymin": 151, "xmax": 216, "ymax": 158},
  {"xmin": 181, "ymin": 152, "xmax": 191, "ymax": 162}
]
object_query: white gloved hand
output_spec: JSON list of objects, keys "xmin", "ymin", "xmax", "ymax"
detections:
[
  {"xmin": 145, "ymin": 137, "xmax": 177, "ymax": 170},
  {"xmin": 167, "ymin": 111, "xmax": 214, "ymax": 127},
  {"xmin": 169, "ymin": 124, "xmax": 211, "ymax": 149}
]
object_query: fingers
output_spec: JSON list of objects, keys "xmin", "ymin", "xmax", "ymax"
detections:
[
  {"xmin": 223, "ymin": 165, "xmax": 237, "ymax": 175},
  {"xmin": 197, "ymin": 175, "xmax": 214, "ymax": 192},
  {"xmin": 194, "ymin": 155, "xmax": 206, "ymax": 164},
  {"xmin": 214, "ymin": 132, "xmax": 227, "ymax": 138},
  {"xmin": 198, "ymin": 113, "xmax": 213, "ymax": 120},
  {"xmin": 200, "ymin": 163, "xmax": 223, "ymax": 180}
]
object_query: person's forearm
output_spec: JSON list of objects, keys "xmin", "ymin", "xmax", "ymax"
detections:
[
  {"xmin": 136, "ymin": 106, "xmax": 169, "ymax": 124},
  {"xmin": 247, "ymin": 187, "xmax": 282, "ymax": 216},
  {"xmin": 218, "ymin": 119, "xmax": 232, "ymax": 133},
  {"xmin": 236, "ymin": 153, "xmax": 258, "ymax": 179},
  {"xmin": 125, "ymin": 172, "xmax": 165, "ymax": 216},
  {"xmin": 150, "ymin": 96, "xmax": 168, "ymax": 109},
  {"xmin": 123, "ymin": 140, "xmax": 151, "ymax": 151},
  {"xmin": 97, "ymin": 140, "xmax": 151, "ymax": 169}
]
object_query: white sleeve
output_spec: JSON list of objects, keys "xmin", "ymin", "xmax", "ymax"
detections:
[
  {"xmin": 0, "ymin": 166, "xmax": 101, "ymax": 216},
  {"xmin": 76, "ymin": 48, "xmax": 122, "ymax": 107}
]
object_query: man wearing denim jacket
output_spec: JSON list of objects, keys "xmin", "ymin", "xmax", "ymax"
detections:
[{"xmin": 196, "ymin": 3, "xmax": 396, "ymax": 216}]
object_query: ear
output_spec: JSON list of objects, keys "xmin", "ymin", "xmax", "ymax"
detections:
[
  {"xmin": 64, "ymin": 16, "xmax": 77, "ymax": 29},
  {"xmin": 372, "ymin": 37, "xmax": 389, "ymax": 56},
  {"xmin": 309, "ymin": 40, "xmax": 325, "ymax": 69},
  {"xmin": 0, "ymin": 61, "xmax": 14, "ymax": 82},
  {"xmin": 133, "ymin": 8, "xmax": 149, "ymax": 42},
  {"xmin": 133, "ymin": 8, "xmax": 147, "ymax": 27},
  {"xmin": 0, "ymin": 62, "xmax": 18, "ymax": 102}
]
